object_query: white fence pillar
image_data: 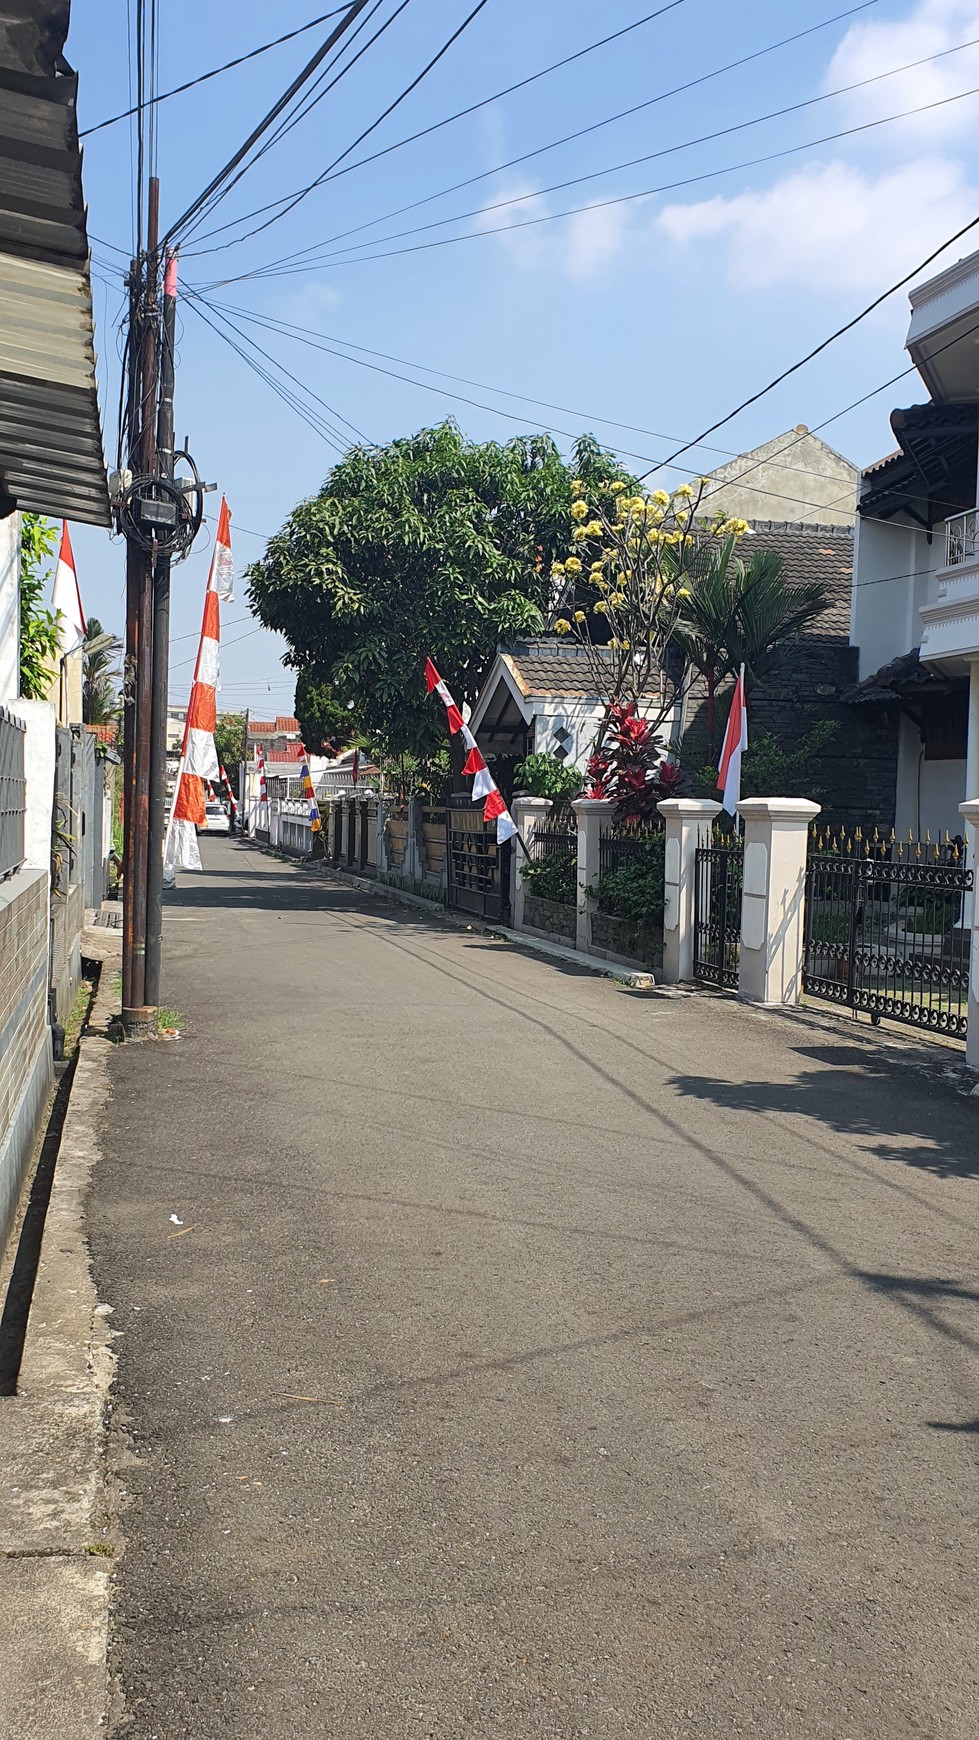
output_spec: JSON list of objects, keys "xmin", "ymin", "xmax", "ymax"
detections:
[
  {"xmin": 959, "ymin": 799, "xmax": 979, "ymax": 1071},
  {"xmin": 736, "ymin": 798, "xmax": 820, "ymax": 1005},
  {"xmin": 571, "ymin": 796, "xmax": 614, "ymax": 954},
  {"xmin": 511, "ymin": 796, "xmax": 552, "ymax": 932},
  {"xmin": 657, "ymin": 798, "xmax": 722, "ymax": 983}
]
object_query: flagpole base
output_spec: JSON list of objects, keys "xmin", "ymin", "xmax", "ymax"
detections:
[{"xmin": 121, "ymin": 1005, "xmax": 157, "ymax": 1040}]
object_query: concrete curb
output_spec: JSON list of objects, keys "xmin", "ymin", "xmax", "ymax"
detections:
[
  {"xmin": 256, "ymin": 843, "xmax": 658, "ymax": 989},
  {"xmin": 0, "ymin": 971, "xmax": 118, "ymax": 1739}
]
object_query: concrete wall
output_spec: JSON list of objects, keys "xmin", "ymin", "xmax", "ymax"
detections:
[
  {"xmin": 701, "ymin": 429, "xmax": 858, "ymax": 527},
  {"xmin": 0, "ymin": 866, "xmax": 54, "ymax": 1257},
  {"xmin": 0, "ymin": 510, "xmax": 17, "ymax": 706},
  {"xmin": 850, "ymin": 513, "xmax": 946, "ymax": 679}
]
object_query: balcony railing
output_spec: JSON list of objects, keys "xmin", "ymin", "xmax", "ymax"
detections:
[
  {"xmin": 944, "ymin": 509, "xmax": 979, "ymax": 568},
  {"xmin": 0, "ymin": 705, "xmax": 26, "ymax": 882}
]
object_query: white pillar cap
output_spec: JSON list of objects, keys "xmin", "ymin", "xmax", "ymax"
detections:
[
  {"xmin": 737, "ymin": 798, "xmax": 821, "ymax": 823},
  {"xmin": 657, "ymin": 799, "xmax": 722, "ymax": 820}
]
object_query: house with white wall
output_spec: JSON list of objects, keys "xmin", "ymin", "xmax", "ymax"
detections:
[
  {"xmin": 849, "ymin": 248, "xmax": 979, "ymax": 840},
  {"xmin": 469, "ymin": 637, "xmax": 675, "ymax": 785}
]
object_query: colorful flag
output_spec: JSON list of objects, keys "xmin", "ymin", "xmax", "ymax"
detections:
[
  {"xmin": 51, "ymin": 521, "xmax": 85, "ymax": 656},
  {"xmin": 208, "ymin": 495, "xmax": 234, "ymax": 603},
  {"xmin": 163, "ymin": 551, "xmax": 224, "ymax": 881},
  {"xmin": 300, "ymin": 752, "xmax": 322, "ymax": 834},
  {"xmin": 717, "ymin": 665, "xmax": 748, "ymax": 816},
  {"xmin": 422, "ymin": 654, "xmax": 519, "ymax": 847}
]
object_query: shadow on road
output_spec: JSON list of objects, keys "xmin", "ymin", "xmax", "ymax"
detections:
[{"xmin": 668, "ymin": 1046, "xmax": 979, "ymax": 1183}]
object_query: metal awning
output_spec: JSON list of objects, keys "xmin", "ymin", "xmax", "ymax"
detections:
[{"xmin": 0, "ymin": 3, "xmax": 109, "ymax": 525}]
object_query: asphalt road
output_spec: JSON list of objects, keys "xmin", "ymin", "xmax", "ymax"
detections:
[{"xmin": 89, "ymin": 836, "xmax": 979, "ymax": 1739}]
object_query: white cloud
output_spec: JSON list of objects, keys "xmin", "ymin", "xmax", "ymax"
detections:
[
  {"xmin": 471, "ymin": 181, "xmax": 549, "ymax": 267},
  {"xmin": 284, "ymin": 281, "xmax": 343, "ymax": 326},
  {"xmin": 563, "ymin": 200, "xmax": 633, "ymax": 279},
  {"xmin": 826, "ymin": 0, "xmax": 979, "ymax": 144},
  {"xmin": 657, "ymin": 156, "xmax": 978, "ymax": 292}
]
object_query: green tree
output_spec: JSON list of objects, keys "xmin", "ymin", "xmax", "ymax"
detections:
[
  {"xmin": 246, "ymin": 422, "xmax": 582, "ymax": 759},
  {"xmin": 675, "ymin": 536, "xmax": 831, "ymax": 756},
  {"xmin": 82, "ymin": 617, "xmax": 123, "ymax": 726},
  {"xmin": 18, "ymin": 513, "xmax": 58, "ymax": 699},
  {"xmin": 214, "ymin": 712, "xmax": 246, "ymax": 793},
  {"xmin": 294, "ymin": 672, "xmax": 357, "ymax": 755}
]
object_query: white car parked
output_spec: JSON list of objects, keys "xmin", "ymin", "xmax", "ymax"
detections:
[{"xmin": 198, "ymin": 801, "xmax": 230, "ymax": 834}]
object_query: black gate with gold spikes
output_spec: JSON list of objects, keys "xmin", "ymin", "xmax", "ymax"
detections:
[{"xmin": 803, "ymin": 827, "xmax": 973, "ymax": 1040}]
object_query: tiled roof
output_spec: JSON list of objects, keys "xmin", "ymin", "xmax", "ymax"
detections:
[
  {"xmin": 86, "ymin": 723, "xmax": 117, "ymax": 745},
  {"xmin": 248, "ymin": 720, "xmax": 276, "ymax": 735},
  {"xmin": 275, "ymin": 715, "xmax": 300, "ymax": 733},
  {"xmin": 266, "ymin": 743, "xmax": 306, "ymax": 763},
  {"xmin": 505, "ymin": 646, "xmax": 662, "ymax": 699}
]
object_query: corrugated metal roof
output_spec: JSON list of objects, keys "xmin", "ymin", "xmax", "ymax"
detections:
[{"xmin": 0, "ymin": 4, "xmax": 109, "ymax": 525}]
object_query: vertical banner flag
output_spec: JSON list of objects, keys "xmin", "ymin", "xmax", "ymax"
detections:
[
  {"xmin": 717, "ymin": 664, "xmax": 748, "ymax": 817},
  {"xmin": 423, "ymin": 656, "xmax": 518, "ymax": 844},
  {"xmin": 219, "ymin": 763, "xmax": 238, "ymax": 816},
  {"xmin": 163, "ymin": 512, "xmax": 228, "ymax": 881},
  {"xmin": 51, "ymin": 521, "xmax": 86, "ymax": 656},
  {"xmin": 209, "ymin": 495, "xmax": 234, "ymax": 602},
  {"xmin": 300, "ymin": 752, "xmax": 322, "ymax": 835}
]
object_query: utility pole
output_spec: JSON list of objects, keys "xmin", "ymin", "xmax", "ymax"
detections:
[{"xmin": 115, "ymin": 180, "xmax": 206, "ymax": 1038}]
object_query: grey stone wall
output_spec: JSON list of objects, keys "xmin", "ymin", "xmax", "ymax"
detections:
[
  {"xmin": 680, "ymin": 524, "xmax": 899, "ymax": 831},
  {"xmin": 0, "ymin": 866, "xmax": 54, "ymax": 1256}
]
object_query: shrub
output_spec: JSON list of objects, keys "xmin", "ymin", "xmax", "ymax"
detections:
[
  {"xmin": 591, "ymin": 834, "xmax": 665, "ymax": 933},
  {"xmin": 521, "ymin": 851, "xmax": 577, "ymax": 906},
  {"xmin": 512, "ymin": 752, "xmax": 582, "ymax": 800}
]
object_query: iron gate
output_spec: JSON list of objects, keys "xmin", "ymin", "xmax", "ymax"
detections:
[
  {"xmin": 693, "ymin": 834, "xmax": 743, "ymax": 989},
  {"xmin": 804, "ymin": 835, "xmax": 972, "ymax": 1039},
  {"xmin": 446, "ymin": 797, "xmax": 510, "ymax": 922}
]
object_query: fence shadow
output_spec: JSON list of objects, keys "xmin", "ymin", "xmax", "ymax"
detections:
[{"xmin": 668, "ymin": 1042, "xmax": 979, "ymax": 1182}]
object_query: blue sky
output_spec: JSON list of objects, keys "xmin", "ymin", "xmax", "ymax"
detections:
[{"xmin": 64, "ymin": 0, "xmax": 979, "ymax": 714}]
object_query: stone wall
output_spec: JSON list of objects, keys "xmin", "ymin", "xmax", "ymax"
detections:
[
  {"xmin": 0, "ymin": 867, "xmax": 54, "ymax": 1254},
  {"xmin": 680, "ymin": 524, "xmax": 899, "ymax": 831}
]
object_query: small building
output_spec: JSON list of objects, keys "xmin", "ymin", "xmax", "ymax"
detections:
[
  {"xmin": 245, "ymin": 712, "xmax": 302, "ymax": 759},
  {"xmin": 468, "ymin": 637, "xmax": 671, "ymax": 788}
]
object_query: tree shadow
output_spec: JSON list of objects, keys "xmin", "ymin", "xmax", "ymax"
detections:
[{"xmin": 668, "ymin": 1043, "xmax": 979, "ymax": 1182}]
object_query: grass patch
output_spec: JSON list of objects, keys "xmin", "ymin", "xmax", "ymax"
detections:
[
  {"xmin": 158, "ymin": 1006, "xmax": 182, "ymax": 1034},
  {"xmin": 87, "ymin": 1541, "xmax": 114, "ymax": 1557}
]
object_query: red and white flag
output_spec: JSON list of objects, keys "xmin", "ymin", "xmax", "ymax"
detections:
[
  {"xmin": 717, "ymin": 664, "xmax": 748, "ymax": 816},
  {"xmin": 208, "ymin": 495, "xmax": 234, "ymax": 602},
  {"xmin": 424, "ymin": 655, "xmax": 518, "ymax": 845},
  {"xmin": 51, "ymin": 521, "xmax": 85, "ymax": 656},
  {"xmin": 163, "ymin": 551, "xmax": 225, "ymax": 880}
]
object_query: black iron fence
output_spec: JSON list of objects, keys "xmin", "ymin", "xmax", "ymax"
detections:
[
  {"xmin": 0, "ymin": 706, "xmax": 26, "ymax": 882},
  {"xmin": 804, "ymin": 830, "xmax": 973, "ymax": 1039},
  {"xmin": 446, "ymin": 795, "xmax": 509, "ymax": 921},
  {"xmin": 693, "ymin": 829, "xmax": 743, "ymax": 989}
]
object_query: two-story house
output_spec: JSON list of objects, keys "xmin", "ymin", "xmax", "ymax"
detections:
[{"xmin": 849, "ymin": 248, "xmax": 979, "ymax": 839}]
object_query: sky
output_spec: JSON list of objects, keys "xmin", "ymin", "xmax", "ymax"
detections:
[{"xmin": 61, "ymin": 0, "xmax": 979, "ymax": 717}]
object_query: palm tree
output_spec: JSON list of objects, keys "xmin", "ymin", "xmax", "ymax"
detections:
[
  {"xmin": 82, "ymin": 616, "xmax": 123, "ymax": 727},
  {"xmin": 675, "ymin": 535, "xmax": 830, "ymax": 756}
]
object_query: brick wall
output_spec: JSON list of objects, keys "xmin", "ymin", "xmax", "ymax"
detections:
[
  {"xmin": 0, "ymin": 866, "xmax": 54, "ymax": 1255},
  {"xmin": 680, "ymin": 524, "xmax": 899, "ymax": 830},
  {"xmin": 49, "ymin": 879, "xmax": 83, "ymax": 1025}
]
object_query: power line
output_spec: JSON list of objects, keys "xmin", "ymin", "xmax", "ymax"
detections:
[
  {"xmin": 185, "ymin": 0, "xmax": 694, "ymax": 251},
  {"xmin": 183, "ymin": 295, "xmax": 358, "ymax": 452},
  {"xmin": 238, "ymin": 29, "xmax": 979, "ymax": 269},
  {"xmin": 80, "ymin": 8, "xmax": 352, "ymax": 137},
  {"xmin": 179, "ymin": 0, "xmax": 412, "ymax": 244},
  {"xmin": 195, "ymin": 0, "xmax": 883, "ymax": 267},
  {"xmin": 161, "ymin": 0, "xmax": 376, "ymax": 248},
  {"xmin": 205, "ymin": 296, "xmax": 878, "ymax": 488},
  {"xmin": 204, "ymin": 80, "xmax": 979, "ymax": 283},
  {"xmin": 196, "ymin": 0, "xmax": 497, "ymax": 254}
]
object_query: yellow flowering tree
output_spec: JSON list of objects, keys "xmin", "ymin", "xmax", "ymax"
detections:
[{"xmin": 550, "ymin": 475, "xmax": 749, "ymax": 747}]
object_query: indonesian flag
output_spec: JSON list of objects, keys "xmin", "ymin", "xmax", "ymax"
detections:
[
  {"xmin": 422, "ymin": 653, "xmax": 519, "ymax": 846},
  {"xmin": 717, "ymin": 664, "xmax": 748, "ymax": 816},
  {"xmin": 208, "ymin": 495, "xmax": 234, "ymax": 602},
  {"xmin": 51, "ymin": 521, "xmax": 85, "ymax": 656}
]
